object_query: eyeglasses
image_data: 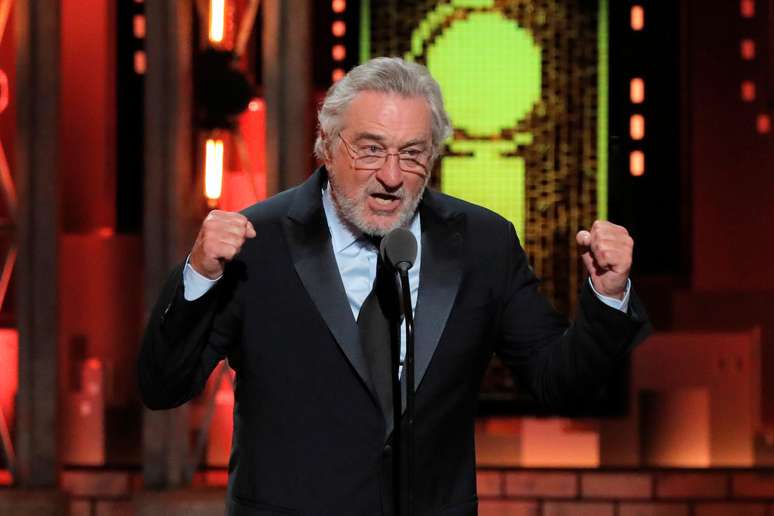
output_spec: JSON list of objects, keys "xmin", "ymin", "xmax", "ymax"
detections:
[{"xmin": 338, "ymin": 135, "xmax": 430, "ymax": 174}]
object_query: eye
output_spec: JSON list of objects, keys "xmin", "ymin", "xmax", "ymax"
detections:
[
  {"xmin": 400, "ymin": 148, "xmax": 423, "ymax": 158},
  {"xmin": 360, "ymin": 144, "xmax": 384, "ymax": 155}
]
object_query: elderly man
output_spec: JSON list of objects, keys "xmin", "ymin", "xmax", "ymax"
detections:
[{"xmin": 139, "ymin": 57, "xmax": 647, "ymax": 516}]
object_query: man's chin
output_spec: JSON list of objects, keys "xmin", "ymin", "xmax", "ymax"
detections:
[{"xmin": 359, "ymin": 215, "xmax": 402, "ymax": 237}]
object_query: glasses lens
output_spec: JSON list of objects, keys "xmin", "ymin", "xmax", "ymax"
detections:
[
  {"xmin": 356, "ymin": 155, "xmax": 384, "ymax": 168},
  {"xmin": 399, "ymin": 159, "xmax": 423, "ymax": 172}
]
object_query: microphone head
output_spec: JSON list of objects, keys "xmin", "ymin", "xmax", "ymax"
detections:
[{"xmin": 379, "ymin": 228, "xmax": 418, "ymax": 272}]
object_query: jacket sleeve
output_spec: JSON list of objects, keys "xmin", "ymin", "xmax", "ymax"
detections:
[
  {"xmin": 137, "ymin": 261, "xmax": 243, "ymax": 410},
  {"xmin": 494, "ymin": 221, "xmax": 650, "ymax": 414}
]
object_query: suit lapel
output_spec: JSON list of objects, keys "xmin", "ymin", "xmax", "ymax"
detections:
[
  {"xmin": 401, "ymin": 189, "xmax": 464, "ymax": 413},
  {"xmin": 383, "ymin": 190, "xmax": 464, "ymax": 438},
  {"xmin": 282, "ymin": 168, "xmax": 378, "ymax": 400}
]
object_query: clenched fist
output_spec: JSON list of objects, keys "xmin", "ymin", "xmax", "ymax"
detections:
[
  {"xmin": 576, "ymin": 220, "xmax": 633, "ymax": 300},
  {"xmin": 189, "ymin": 210, "xmax": 256, "ymax": 279}
]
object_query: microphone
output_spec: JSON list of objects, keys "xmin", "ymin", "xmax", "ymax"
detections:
[
  {"xmin": 379, "ymin": 228, "xmax": 417, "ymax": 273},
  {"xmin": 379, "ymin": 227, "xmax": 418, "ymax": 516}
]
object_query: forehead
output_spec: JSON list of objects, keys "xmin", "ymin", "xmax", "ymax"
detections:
[{"xmin": 341, "ymin": 91, "xmax": 432, "ymax": 143}]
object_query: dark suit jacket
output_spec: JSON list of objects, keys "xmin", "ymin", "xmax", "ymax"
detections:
[{"xmin": 138, "ymin": 167, "xmax": 647, "ymax": 516}]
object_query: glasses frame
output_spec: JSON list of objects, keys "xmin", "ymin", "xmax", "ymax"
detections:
[{"xmin": 338, "ymin": 134, "xmax": 430, "ymax": 175}]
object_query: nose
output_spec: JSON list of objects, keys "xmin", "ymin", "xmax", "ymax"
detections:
[{"xmin": 374, "ymin": 154, "xmax": 403, "ymax": 190}]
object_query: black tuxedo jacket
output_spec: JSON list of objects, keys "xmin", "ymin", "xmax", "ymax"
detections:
[{"xmin": 139, "ymin": 167, "xmax": 647, "ymax": 516}]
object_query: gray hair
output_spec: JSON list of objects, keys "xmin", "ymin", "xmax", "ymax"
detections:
[{"xmin": 313, "ymin": 57, "xmax": 452, "ymax": 163}]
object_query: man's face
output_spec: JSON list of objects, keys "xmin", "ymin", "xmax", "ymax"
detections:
[{"xmin": 324, "ymin": 91, "xmax": 433, "ymax": 236}]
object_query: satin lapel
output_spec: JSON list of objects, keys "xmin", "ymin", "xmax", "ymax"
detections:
[
  {"xmin": 282, "ymin": 169, "xmax": 377, "ymax": 399},
  {"xmin": 384, "ymin": 191, "xmax": 465, "ymax": 438},
  {"xmin": 400, "ymin": 190, "xmax": 464, "ymax": 414}
]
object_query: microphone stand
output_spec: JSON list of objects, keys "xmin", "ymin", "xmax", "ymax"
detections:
[{"xmin": 397, "ymin": 267, "xmax": 414, "ymax": 516}]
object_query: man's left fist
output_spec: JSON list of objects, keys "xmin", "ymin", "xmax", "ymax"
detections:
[{"xmin": 575, "ymin": 220, "xmax": 633, "ymax": 300}]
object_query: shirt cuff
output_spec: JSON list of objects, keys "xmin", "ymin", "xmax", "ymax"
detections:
[
  {"xmin": 183, "ymin": 256, "xmax": 221, "ymax": 301},
  {"xmin": 588, "ymin": 277, "xmax": 631, "ymax": 313}
]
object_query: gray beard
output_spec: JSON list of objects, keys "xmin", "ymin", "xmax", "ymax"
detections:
[{"xmin": 328, "ymin": 176, "xmax": 426, "ymax": 237}]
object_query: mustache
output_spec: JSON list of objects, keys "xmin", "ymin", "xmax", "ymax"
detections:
[{"xmin": 365, "ymin": 185, "xmax": 405, "ymax": 198}]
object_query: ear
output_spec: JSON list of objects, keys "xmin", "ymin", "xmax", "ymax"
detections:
[{"xmin": 320, "ymin": 132, "xmax": 334, "ymax": 168}]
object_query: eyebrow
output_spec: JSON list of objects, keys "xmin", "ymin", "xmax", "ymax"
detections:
[{"xmin": 352, "ymin": 132, "xmax": 429, "ymax": 149}]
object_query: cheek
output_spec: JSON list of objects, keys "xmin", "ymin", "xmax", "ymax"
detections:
[{"xmin": 406, "ymin": 175, "xmax": 427, "ymax": 195}]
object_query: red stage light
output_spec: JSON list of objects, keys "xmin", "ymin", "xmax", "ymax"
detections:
[
  {"xmin": 332, "ymin": 0, "xmax": 346, "ymax": 14},
  {"xmin": 631, "ymin": 6, "xmax": 644, "ymax": 31},
  {"xmin": 741, "ymin": 81, "xmax": 756, "ymax": 102},
  {"xmin": 740, "ymin": 0, "xmax": 755, "ymax": 18},
  {"xmin": 630, "ymin": 114, "xmax": 645, "ymax": 140},
  {"xmin": 332, "ymin": 21, "xmax": 346, "ymax": 38},
  {"xmin": 630, "ymin": 78, "xmax": 645, "ymax": 104},
  {"xmin": 0, "ymin": 70, "xmax": 8, "ymax": 114},
  {"xmin": 740, "ymin": 39, "xmax": 755, "ymax": 60},
  {"xmin": 630, "ymin": 151, "xmax": 645, "ymax": 176},
  {"xmin": 134, "ymin": 50, "xmax": 146, "ymax": 74},
  {"xmin": 332, "ymin": 68, "xmax": 345, "ymax": 82},
  {"xmin": 756, "ymin": 114, "xmax": 770, "ymax": 134},
  {"xmin": 332, "ymin": 44, "xmax": 346, "ymax": 61},
  {"xmin": 133, "ymin": 15, "xmax": 146, "ymax": 39}
]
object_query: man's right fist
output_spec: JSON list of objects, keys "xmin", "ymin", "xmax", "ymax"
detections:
[{"xmin": 189, "ymin": 210, "xmax": 256, "ymax": 279}]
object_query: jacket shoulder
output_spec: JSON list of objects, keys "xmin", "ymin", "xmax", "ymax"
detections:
[
  {"xmin": 238, "ymin": 183, "xmax": 301, "ymax": 225},
  {"xmin": 425, "ymin": 189, "xmax": 512, "ymax": 229}
]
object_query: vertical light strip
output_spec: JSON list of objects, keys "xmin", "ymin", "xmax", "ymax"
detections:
[
  {"xmin": 597, "ymin": 0, "xmax": 608, "ymax": 220},
  {"xmin": 359, "ymin": 0, "xmax": 370, "ymax": 62},
  {"xmin": 209, "ymin": 0, "xmax": 225, "ymax": 43},
  {"xmin": 205, "ymin": 138, "xmax": 224, "ymax": 200},
  {"xmin": 630, "ymin": 77, "xmax": 645, "ymax": 103}
]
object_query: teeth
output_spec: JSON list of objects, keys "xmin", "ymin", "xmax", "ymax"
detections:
[{"xmin": 373, "ymin": 197, "xmax": 395, "ymax": 205}]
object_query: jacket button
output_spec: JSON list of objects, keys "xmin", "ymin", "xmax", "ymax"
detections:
[{"xmin": 383, "ymin": 444, "xmax": 392, "ymax": 457}]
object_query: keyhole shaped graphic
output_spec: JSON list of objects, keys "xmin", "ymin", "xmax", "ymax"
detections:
[{"xmin": 407, "ymin": 0, "xmax": 541, "ymax": 236}]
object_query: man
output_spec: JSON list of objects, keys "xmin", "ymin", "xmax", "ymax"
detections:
[{"xmin": 139, "ymin": 57, "xmax": 647, "ymax": 515}]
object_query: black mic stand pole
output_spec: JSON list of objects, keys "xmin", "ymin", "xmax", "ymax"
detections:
[
  {"xmin": 390, "ymin": 294, "xmax": 402, "ymax": 516},
  {"xmin": 397, "ymin": 267, "xmax": 415, "ymax": 516}
]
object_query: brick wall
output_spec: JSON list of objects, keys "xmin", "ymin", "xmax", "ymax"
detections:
[
  {"xmin": 1, "ymin": 468, "xmax": 773, "ymax": 515},
  {"xmin": 477, "ymin": 469, "xmax": 774, "ymax": 516}
]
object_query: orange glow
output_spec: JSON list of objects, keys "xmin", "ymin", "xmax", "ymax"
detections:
[
  {"xmin": 133, "ymin": 50, "xmax": 146, "ymax": 74},
  {"xmin": 630, "ymin": 114, "xmax": 645, "ymax": 140},
  {"xmin": 209, "ymin": 0, "xmax": 225, "ymax": 43},
  {"xmin": 630, "ymin": 150, "xmax": 645, "ymax": 176},
  {"xmin": 757, "ymin": 114, "xmax": 771, "ymax": 134},
  {"xmin": 0, "ymin": 70, "xmax": 8, "ymax": 114},
  {"xmin": 218, "ymin": 97, "xmax": 268, "ymax": 209},
  {"xmin": 205, "ymin": 138, "xmax": 225, "ymax": 201},
  {"xmin": 133, "ymin": 14, "xmax": 146, "ymax": 38},
  {"xmin": 631, "ymin": 6, "xmax": 644, "ymax": 31},
  {"xmin": 630, "ymin": 77, "xmax": 645, "ymax": 104},
  {"xmin": 332, "ymin": 0, "xmax": 346, "ymax": 13},
  {"xmin": 332, "ymin": 20, "xmax": 346, "ymax": 37},
  {"xmin": 741, "ymin": 0, "xmax": 755, "ymax": 18},
  {"xmin": 332, "ymin": 44, "xmax": 346, "ymax": 61},
  {"xmin": 740, "ymin": 39, "xmax": 755, "ymax": 60},
  {"xmin": 332, "ymin": 68, "xmax": 345, "ymax": 82},
  {"xmin": 248, "ymin": 98, "xmax": 263, "ymax": 112},
  {"xmin": 0, "ymin": 329, "xmax": 18, "ymax": 481},
  {"xmin": 95, "ymin": 227, "xmax": 114, "ymax": 238},
  {"xmin": 741, "ymin": 81, "xmax": 756, "ymax": 102}
]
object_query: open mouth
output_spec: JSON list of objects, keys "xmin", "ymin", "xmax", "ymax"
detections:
[{"xmin": 369, "ymin": 192, "xmax": 401, "ymax": 206}]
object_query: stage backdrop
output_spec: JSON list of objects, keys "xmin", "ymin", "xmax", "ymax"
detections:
[{"xmin": 362, "ymin": 0, "xmax": 611, "ymax": 413}]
